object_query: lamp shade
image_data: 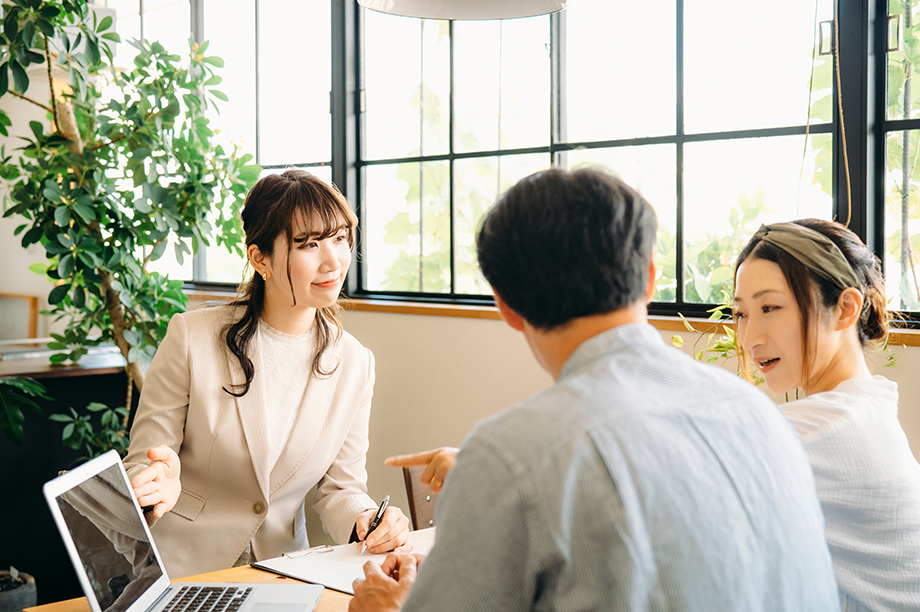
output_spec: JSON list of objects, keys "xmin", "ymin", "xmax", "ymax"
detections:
[{"xmin": 357, "ymin": 0, "xmax": 569, "ymax": 20}]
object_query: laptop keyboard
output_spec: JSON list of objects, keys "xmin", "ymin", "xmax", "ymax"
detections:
[{"xmin": 163, "ymin": 586, "xmax": 253, "ymax": 612}]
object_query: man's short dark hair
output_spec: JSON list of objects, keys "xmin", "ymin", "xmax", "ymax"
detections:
[{"xmin": 476, "ymin": 167, "xmax": 658, "ymax": 330}]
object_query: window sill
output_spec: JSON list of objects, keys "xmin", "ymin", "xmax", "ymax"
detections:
[{"xmin": 182, "ymin": 291, "xmax": 920, "ymax": 347}]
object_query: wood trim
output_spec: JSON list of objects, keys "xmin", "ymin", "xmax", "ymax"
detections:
[
  {"xmin": 342, "ymin": 299, "xmax": 502, "ymax": 320},
  {"xmin": 342, "ymin": 300, "xmax": 920, "ymax": 347},
  {"xmin": 180, "ymin": 293, "xmax": 920, "ymax": 347},
  {"xmin": 0, "ymin": 292, "xmax": 39, "ymax": 338}
]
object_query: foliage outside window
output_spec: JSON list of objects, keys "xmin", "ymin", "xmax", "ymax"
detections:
[{"xmin": 355, "ymin": 0, "xmax": 839, "ymax": 310}]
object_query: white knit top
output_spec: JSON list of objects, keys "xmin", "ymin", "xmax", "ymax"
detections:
[
  {"xmin": 782, "ymin": 376, "xmax": 920, "ymax": 611},
  {"xmin": 256, "ymin": 319, "xmax": 315, "ymax": 470}
]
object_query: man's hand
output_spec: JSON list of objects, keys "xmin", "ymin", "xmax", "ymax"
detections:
[
  {"xmin": 385, "ymin": 447, "xmax": 458, "ymax": 493},
  {"xmin": 355, "ymin": 507, "xmax": 413, "ymax": 554},
  {"xmin": 349, "ymin": 554, "xmax": 419, "ymax": 612},
  {"xmin": 130, "ymin": 445, "xmax": 181, "ymax": 518}
]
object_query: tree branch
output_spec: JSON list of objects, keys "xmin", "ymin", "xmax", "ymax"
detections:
[
  {"xmin": 100, "ymin": 271, "xmax": 146, "ymax": 394},
  {"xmin": 44, "ymin": 33, "xmax": 59, "ymax": 132},
  {"xmin": 6, "ymin": 89, "xmax": 53, "ymax": 112},
  {"xmin": 141, "ymin": 239, "xmax": 167, "ymax": 269},
  {"xmin": 88, "ymin": 133, "xmax": 126, "ymax": 151}
]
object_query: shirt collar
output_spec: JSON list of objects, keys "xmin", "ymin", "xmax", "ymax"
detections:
[{"xmin": 558, "ymin": 323, "xmax": 664, "ymax": 381}]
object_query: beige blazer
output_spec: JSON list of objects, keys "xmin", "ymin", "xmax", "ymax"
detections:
[{"xmin": 123, "ymin": 306, "xmax": 377, "ymax": 579}]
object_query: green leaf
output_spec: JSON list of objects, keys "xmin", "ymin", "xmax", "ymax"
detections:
[
  {"xmin": 87, "ymin": 402, "xmax": 109, "ymax": 412},
  {"xmin": 48, "ymin": 283, "xmax": 70, "ymax": 305},
  {"xmin": 54, "ymin": 206, "xmax": 71, "ymax": 227},
  {"xmin": 0, "ymin": 63, "xmax": 8, "ymax": 99},
  {"xmin": 29, "ymin": 262, "xmax": 49, "ymax": 275},
  {"xmin": 98, "ymin": 15, "xmax": 114, "ymax": 32},
  {"xmin": 201, "ymin": 56, "xmax": 225, "ymax": 67},
  {"xmin": 72, "ymin": 286, "xmax": 85, "ymax": 308},
  {"xmin": 58, "ymin": 253, "xmax": 74, "ymax": 278},
  {"xmin": 85, "ymin": 38, "xmax": 100, "ymax": 65},
  {"xmin": 10, "ymin": 60, "xmax": 28, "ymax": 93},
  {"xmin": 122, "ymin": 328, "xmax": 141, "ymax": 346},
  {"xmin": 149, "ymin": 239, "xmax": 168, "ymax": 262},
  {"xmin": 22, "ymin": 21, "xmax": 36, "ymax": 48},
  {"xmin": 101, "ymin": 32, "xmax": 121, "ymax": 42},
  {"xmin": 48, "ymin": 413, "xmax": 73, "ymax": 422},
  {"xmin": 73, "ymin": 202, "xmax": 96, "ymax": 223},
  {"xmin": 210, "ymin": 89, "xmax": 228, "ymax": 102}
]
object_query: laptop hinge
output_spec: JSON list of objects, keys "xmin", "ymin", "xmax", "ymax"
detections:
[{"xmin": 144, "ymin": 586, "xmax": 173, "ymax": 612}]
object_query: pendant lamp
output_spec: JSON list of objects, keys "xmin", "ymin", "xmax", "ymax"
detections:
[{"xmin": 357, "ymin": 0, "xmax": 569, "ymax": 20}]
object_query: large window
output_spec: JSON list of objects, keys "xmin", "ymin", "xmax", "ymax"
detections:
[
  {"xmin": 351, "ymin": 0, "xmax": 848, "ymax": 314},
  {"xmin": 103, "ymin": 1, "xmax": 919, "ymax": 321}
]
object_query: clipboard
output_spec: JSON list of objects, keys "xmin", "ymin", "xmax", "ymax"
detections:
[{"xmin": 253, "ymin": 528, "xmax": 435, "ymax": 594}]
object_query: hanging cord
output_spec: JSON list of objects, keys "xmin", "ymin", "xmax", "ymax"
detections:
[
  {"xmin": 798, "ymin": 0, "xmax": 821, "ymax": 216},
  {"xmin": 834, "ymin": 0, "xmax": 853, "ymax": 226}
]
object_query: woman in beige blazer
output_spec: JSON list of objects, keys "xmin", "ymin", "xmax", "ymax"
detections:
[{"xmin": 123, "ymin": 170, "xmax": 410, "ymax": 579}]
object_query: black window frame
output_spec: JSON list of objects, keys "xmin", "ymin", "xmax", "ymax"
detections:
[{"xmin": 183, "ymin": 0, "xmax": 919, "ymax": 327}]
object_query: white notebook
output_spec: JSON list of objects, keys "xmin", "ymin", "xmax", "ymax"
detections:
[{"xmin": 253, "ymin": 528, "xmax": 435, "ymax": 594}]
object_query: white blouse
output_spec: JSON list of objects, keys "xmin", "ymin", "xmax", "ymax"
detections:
[
  {"xmin": 256, "ymin": 319, "xmax": 315, "ymax": 471},
  {"xmin": 782, "ymin": 376, "xmax": 920, "ymax": 612}
]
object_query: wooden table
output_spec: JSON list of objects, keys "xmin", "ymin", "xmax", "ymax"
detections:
[{"xmin": 23, "ymin": 565, "xmax": 353, "ymax": 612}]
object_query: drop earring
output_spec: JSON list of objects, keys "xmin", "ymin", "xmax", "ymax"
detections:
[{"xmin": 262, "ymin": 272, "xmax": 267, "ymax": 281}]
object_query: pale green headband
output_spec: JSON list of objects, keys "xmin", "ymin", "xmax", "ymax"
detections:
[{"xmin": 752, "ymin": 222, "xmax": 861, "ymax": 290}]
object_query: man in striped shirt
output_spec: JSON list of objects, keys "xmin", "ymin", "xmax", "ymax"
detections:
[{"xmin": 350, "ymin": 168, "xmax": 839, "ymax": 611}]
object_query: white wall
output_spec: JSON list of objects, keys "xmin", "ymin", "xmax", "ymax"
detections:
[{"xmin": 313, "ymin": 309, "xmax": 920, "ymax": 545}]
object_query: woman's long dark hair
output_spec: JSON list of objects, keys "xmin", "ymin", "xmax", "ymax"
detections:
[
  {"xmin": 734, "ymin": 218, "xmax": 888, "ymax": 387},
  {"xmin": 222, "ymin": 169, "xmax": 358, "ymax": 397}
]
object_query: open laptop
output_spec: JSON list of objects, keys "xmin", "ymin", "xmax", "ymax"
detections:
[{"xmin": 43, "ymin": 450, "xmax": 325, "ymax": 612}]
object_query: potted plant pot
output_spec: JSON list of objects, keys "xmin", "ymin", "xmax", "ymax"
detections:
[{"xmin": 0, "ymin": 568, "xmax": 36, "ymax": 612}]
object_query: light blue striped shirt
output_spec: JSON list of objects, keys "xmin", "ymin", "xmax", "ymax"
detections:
[{"xmin": 402, "ymin": 324, "xmax": 839, "ymax": 612}]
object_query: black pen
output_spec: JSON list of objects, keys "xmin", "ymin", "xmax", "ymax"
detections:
[{"xmin": 360, "ymin": 495, "xmax": 389, "ymax": 555}]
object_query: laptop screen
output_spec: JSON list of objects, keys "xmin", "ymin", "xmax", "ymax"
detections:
[{"xmin": 53, "ymin": 461, "xmax": 165, "ymax": 612}]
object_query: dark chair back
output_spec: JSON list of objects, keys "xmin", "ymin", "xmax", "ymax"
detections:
[{"xmin": 402, "ymin": 465, "xmax": 439, "ymax": 530}]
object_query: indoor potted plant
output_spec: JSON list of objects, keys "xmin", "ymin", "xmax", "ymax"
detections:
[
  {"xmin": 0, "ymin": 0, "xmax": 259, "ymax": 445},
  {"xmin": 0, "ymin": 567, "xmax": 36, "ymax": 612}
]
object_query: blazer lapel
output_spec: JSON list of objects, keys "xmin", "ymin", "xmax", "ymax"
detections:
[
  {"xmin": 269, "ymin": 343, "xmax": 342, "ymax": 493},
  {"xmin": 227, "ymin": 346, "xmax": 271, "ymax": 501}
]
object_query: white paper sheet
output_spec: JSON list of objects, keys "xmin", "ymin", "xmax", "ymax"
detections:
[{"xmin": 253, "ymin": 528, "xmax": 435, "ymax": 594}]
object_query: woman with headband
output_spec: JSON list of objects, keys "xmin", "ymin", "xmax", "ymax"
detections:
[{"xmin": 733, "ymin": 219, "xmax": 920, "ymax": 611}]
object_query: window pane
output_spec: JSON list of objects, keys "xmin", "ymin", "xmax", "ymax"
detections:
[
  {"xmin": 364, "ymin": 13, "xmax": 450, "ymax": 160},
  {"xmin": 258, "ymin": 0, "xmax": 331, "ymax": 165},
  {"xmin": 564, "ymin": 0, "xmax": 675, "ymax": 142},
  {"xmin": 204, "ymin": 0, "xmax": 256, "ymax": 160},
  {"xmin": 142, "ymin": 0, "xmax": 190, "ymax": 56},
  {"xmin": 454, "ymin": 154, "xmax": 551, "ymax": 295},
  {"xmin": 884, "ymin": 130, "xmax": 920, "ymax": 311},
  {"xmin": 106, "ymin": 0, "xmax": 140, "ymax": 70},
  {"xmin": 363, "ymin": 162, "xmax": 451, "ymax": 293},
  {"xmin": 453, "ymin": 17, "xmax": 550, "ymax": 153},
  {"xmin": 887, "ymin": 2, "xmax": 920, "ymax": 121},
  {"xmin": 683, "ymin": 134, "xmax": 833, "ymax": 303},
  {"xmin": 684, "ymin": 0, "xmax": 833, "ymax": 133},
  {"xmin": 563, "ymin": 145, "xmax": 678, "ymax": 302}
]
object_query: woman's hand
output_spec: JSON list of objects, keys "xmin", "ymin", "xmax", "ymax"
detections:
[
  {"xmin": 355, "ymin": 507, "xmax": 412, "ymax": 555},
  {"xmin": 130, "ymin": 445, "xmax": 181, "ymax": 518},
  {"xmin": 385, "ymin": 447, "xmax": 458, "ymax": 493}
]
